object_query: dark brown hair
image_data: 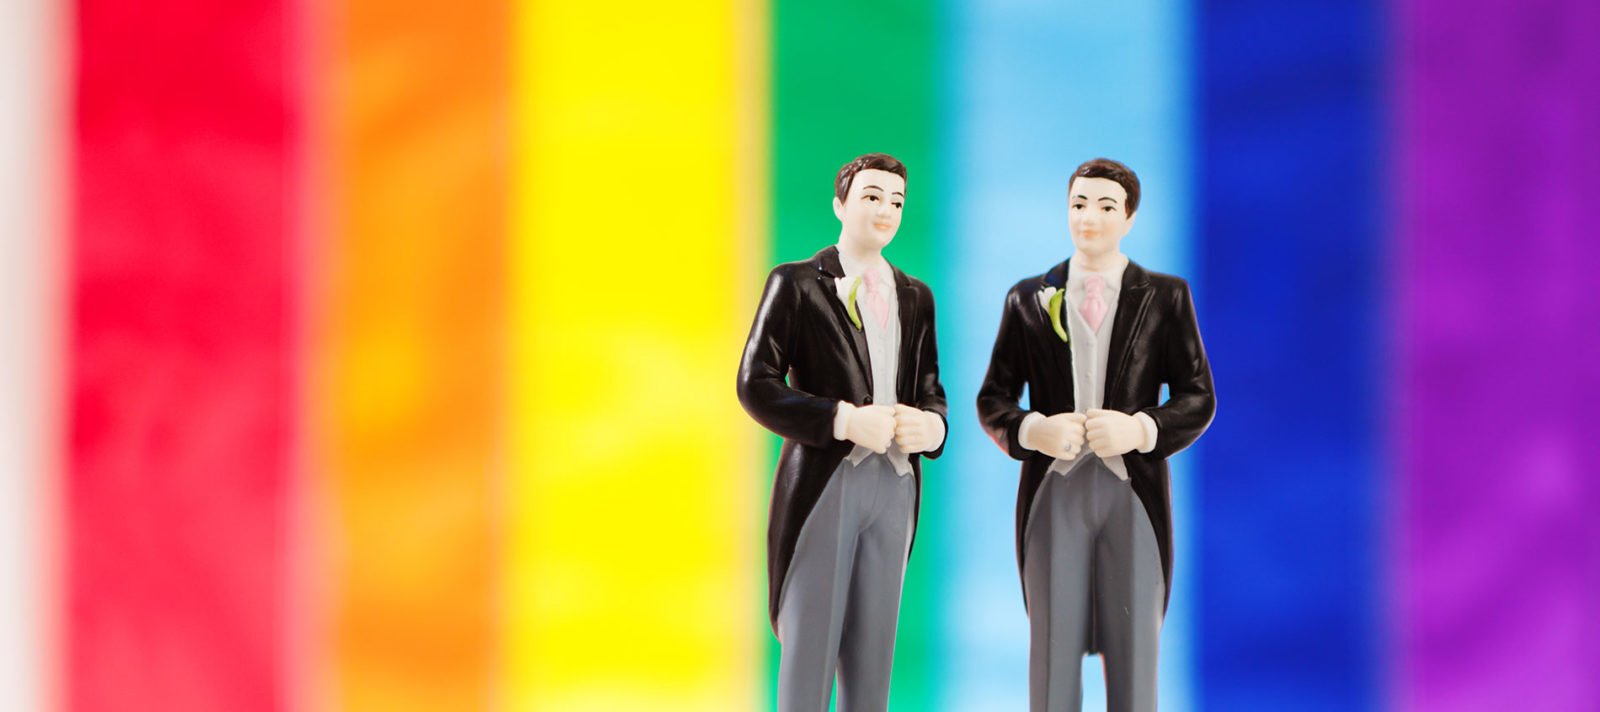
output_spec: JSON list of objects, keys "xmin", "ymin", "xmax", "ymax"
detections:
[
  {"xmin": 834, "ymin": 153, "xmax": 908, "ymax": 204},
  {"xmin": 1070, "ymin": 157, "xmax": 1140, "ymax": 216}
]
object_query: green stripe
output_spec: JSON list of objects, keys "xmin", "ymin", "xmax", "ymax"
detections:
[{"xmin": 767, "ymin": 1, "xmax": 949, "ymax": 707}]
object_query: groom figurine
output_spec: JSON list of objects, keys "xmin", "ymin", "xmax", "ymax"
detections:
[
  {"xmin": 977, "ymin": 158, "xmax": 1215, "ymax": 711},
  {"xmin": 737, "ymin": 152, "xmax": 948, "ymax": 711}
]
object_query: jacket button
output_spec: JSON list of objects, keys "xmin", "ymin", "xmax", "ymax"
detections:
[{"xmin": 863, "ymin": 396, "xmax": 873, "ymax": 404}]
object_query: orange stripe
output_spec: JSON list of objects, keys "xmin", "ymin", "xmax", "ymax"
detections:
[{"xmin": 310, "ymin": 0, "xmax": 507, "ymax": 708}]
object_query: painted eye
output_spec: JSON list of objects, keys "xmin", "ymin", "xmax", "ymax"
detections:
[
  {"xmin": 1102, "ymin": 206, "xmax": 1115, "ymax": 212},
  {"xmin": 865, "ymin": 195, "xmax": 879, "ymax": 202},
  {"xmin": 892, "ymin": 202, "xmax": 903, "ymax": 209}
]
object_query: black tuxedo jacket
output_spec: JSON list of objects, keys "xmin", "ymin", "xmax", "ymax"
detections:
[
  {"xmin": 737, "ymin": 246, "xmax": 948, "ymax": 632},
  {"xmin": 977, "ymin": 258, "xmax": 1214, "ymax": 613}
]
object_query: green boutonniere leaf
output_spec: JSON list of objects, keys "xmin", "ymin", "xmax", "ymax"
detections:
[
  {"xmin": 846, "ymin": 276, "xmax": 864, "ymax": 330},
  {"xmin": 1047, "ymin": 288, "xmax": 1068, "ymax": 343}
]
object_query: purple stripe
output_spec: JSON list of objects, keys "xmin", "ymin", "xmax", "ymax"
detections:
[{"xmin": 1398, "ymin": 1, "xmax": 1600, "ymax": 709}]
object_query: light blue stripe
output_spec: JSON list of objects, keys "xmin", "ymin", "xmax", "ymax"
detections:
[{"xmin": 942, "ymin": 0, "xmax": 1196, "ymax": 708}]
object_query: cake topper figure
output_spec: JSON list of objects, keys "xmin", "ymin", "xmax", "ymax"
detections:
[
  {"xmin": 977, "ymin": 158, "xmax": 1215, "ymax": 711},
  {"xmin": 738, "ymin": 153, "xmax": 948, "ymax": 711}
]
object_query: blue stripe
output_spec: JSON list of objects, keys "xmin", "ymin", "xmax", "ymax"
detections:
[
  {"xmin": 943, "ymin": 0, "xmax": 1197, "ymax": 707},
  {"xmin": 1195, "ymin": 0, "xmax": 1385, "ymax": 708}
]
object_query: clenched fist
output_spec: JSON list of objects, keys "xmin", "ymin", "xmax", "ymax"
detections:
[
  {"xmin": 1026, "ymin": 412, "xmax": 1087, "ymax": 461},
  {"xmin": 842, "ymin": 403, "xmax": 897, "ymax": 454},
  {"xmin": 1085, "ymin": 408, "xmax": 1143, "ymax": 458},
  {"xmin": 892, "ymin": 404, "xmax": 945, "ymax": 454}
]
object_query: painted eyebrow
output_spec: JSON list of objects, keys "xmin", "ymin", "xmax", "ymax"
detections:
[{"xmin": 1071, "ymin": 194, "xmax": 1119, "ymax": 203}]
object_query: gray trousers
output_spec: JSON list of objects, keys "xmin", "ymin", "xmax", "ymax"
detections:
[
  {"xmin": 1023, "ymin": 455, "xmax": 1164, "ymax": 712},
  {"xmin": 776, "ymin": 455, "xmax": 915, "ymax": 712}
]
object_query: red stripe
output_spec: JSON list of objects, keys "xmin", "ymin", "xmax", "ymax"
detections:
[{"xmin": 68, "ymin": 0, "xmax": 299, "ymax": 709}]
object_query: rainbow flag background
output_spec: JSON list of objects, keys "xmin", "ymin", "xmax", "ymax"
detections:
[{"xmin": 2, "ymin": 0, "xmax": 1597, "ymax": 709}]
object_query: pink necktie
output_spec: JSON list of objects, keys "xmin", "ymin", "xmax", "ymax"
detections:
[
  {"xmin": 1080, "ymin": 274, "xmax": 1107, "ymax": 332},
  {"xmin": 863, "ymin": 268, "xmax": 891, "ymax": 329}
]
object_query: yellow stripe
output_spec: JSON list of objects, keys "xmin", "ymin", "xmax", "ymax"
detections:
[{"xmin": 509, "ymin": 0, "xmax": 762, "ymax": 708}]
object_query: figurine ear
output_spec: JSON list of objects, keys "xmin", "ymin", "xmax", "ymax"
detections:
[
  {"xmin": 833, "ymin": 196, "xmax": 845, "ymax": 222},
  {"xmin": 1125, "ymin": 211, "xmax": 1138, "ymax": 230}
]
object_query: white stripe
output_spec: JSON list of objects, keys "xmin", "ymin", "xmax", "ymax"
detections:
[{"xmin": 0, "ymin": 0, "xmax": 62, "ymax": 707}]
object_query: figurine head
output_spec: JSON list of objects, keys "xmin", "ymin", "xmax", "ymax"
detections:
[
  {"xmin": 833, "ymin": 153, "xmax": 908, "ymax": 253},
  {"xmin": 1067, "ymin": 158, "xmax": 1140, "ymax": 260}
]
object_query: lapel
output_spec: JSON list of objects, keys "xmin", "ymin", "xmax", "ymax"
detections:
[
  {"xmin": 1103, "ymin": 259, "xmax": 1153, "ymax": 403},
  {"xmin": 1040, "ymin": 260, "xmax": 1075, "ymax": 399},
  {"xmin": 893, "ymin": 265, "xmax": 918, "ymax": 403},
  {"xmin": 814, "ymin": 246, "xmax": 874, "ymax": 393}
]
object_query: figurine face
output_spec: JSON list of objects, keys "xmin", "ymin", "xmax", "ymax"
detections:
[
  {"xmin": 833, "ymin": 168, "xmax": 906, "ymax": 252},
  {"xmin": 1068, "ymin": 176, "xmax": 1137, "ymax": 259}
]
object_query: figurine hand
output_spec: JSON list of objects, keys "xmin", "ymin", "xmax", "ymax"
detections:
[
  {"xmin": 892, "ymin": 404, "xmax": 944, "ymax": 454},
  {"xmin": 1030, "ymin": 412, "xmax": 1086, "ymax": 461},
  {"xmin": 844, "ymin": 404, "xmax": 897, "ymax": 454},
  {"xmin": 1086, "ymin": 409, "xmax": 1142, "ymax": 458}
]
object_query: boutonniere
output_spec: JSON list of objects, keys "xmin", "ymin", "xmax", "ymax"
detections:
[
  {"xmin": 1037, "ymin": 285, "xmax": 1069, "ymax": 343},
  {"xmin": 834, "ymin": 275, "xmax": 864, "ymax": 330}
]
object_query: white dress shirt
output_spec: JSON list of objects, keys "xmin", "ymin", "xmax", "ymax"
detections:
[
  {"xmin": 1019, "ymin": 254, "xmax": 1158, "ymax": 478},
  {"xmin": 831, "ymin": 253, "xmax": 915, "ymax": 476}
]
